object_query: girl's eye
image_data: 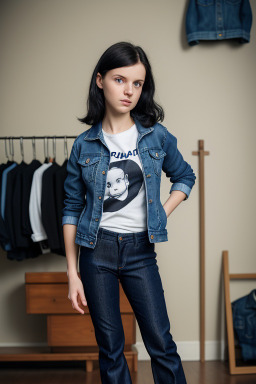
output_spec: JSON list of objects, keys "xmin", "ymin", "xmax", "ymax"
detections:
[{"xmin": 115, "ymin": 78, "xmax": 142, "ymax": 87}]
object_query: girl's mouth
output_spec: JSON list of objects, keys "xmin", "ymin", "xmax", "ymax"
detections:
[{"xmin": 121, "ymin": 100, "xmax": 132, "ymax": 106}]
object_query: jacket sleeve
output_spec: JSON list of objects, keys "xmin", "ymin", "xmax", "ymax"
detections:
[
  {"xmin": 162, "ymin": 127, "xmax": 196, "ymax": 200},
  {"xmin": 62, "ymin": 140, "xmax": 87, "ymax": 226}
]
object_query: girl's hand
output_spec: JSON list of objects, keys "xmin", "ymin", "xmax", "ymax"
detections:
[{"xmin": 67, "ymin": 274, "xmax": 87, "ymax": 314}]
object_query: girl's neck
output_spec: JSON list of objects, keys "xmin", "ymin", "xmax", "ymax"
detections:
[{"xmin": 102, "ymin": 114, "xmax": 135, "ymax": 135}]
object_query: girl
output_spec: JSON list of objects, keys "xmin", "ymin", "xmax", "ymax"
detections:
[{"xmin": 62, "ymin": 41, "xmax": 196, "ymax": 384}]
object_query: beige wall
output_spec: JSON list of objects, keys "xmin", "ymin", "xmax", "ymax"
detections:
[{"xmin": 0, "ymin": 0, "xmax": 256, "ymax": 361}]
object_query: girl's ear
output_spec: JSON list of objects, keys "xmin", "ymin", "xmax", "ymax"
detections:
[{"xmin": 96, "ymin": 72, "xmax": 103, "ymax": 89}]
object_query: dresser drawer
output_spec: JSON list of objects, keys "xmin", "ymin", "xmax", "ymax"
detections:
[
  {"xmin": 26, "ymin": 284, "xmax": 76, "ymax": 314},
  {"xmin": 47, "ymin": 314, "xmax": 136, "ymax": 346},
  {"xmin": 26, "ymin": 282, "xmax": 133, "ymax": 314}
]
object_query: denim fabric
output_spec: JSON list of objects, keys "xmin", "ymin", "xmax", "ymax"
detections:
[
  {"xmin": 62, "ymin": 117, "xmax": 196, "ymax": 249},
  {"xmin": 186, "ymin": 0, "xmax": 253, "ymax": 46},
  {"xmin": 79, "ymin": 227, "xmax": 187, "ymax": 383},
  {"xmin": 232, "ymin": 289, "xmax": 256, "ymax": 361}
]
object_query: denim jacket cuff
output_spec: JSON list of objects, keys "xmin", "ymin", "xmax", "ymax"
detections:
[
  {"xmin": 170, "ymin": 183, "xmax": 191, "ymax": 201},
  {"xmin": 62, "ymin": 216, "xmax": 79, "ymax": 226}
]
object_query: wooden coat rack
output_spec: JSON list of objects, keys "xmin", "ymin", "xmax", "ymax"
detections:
[{"xmin": 192, "ymin": 140, "xmax": 210, "ymax": 362}]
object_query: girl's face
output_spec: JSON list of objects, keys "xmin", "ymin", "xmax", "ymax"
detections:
[{"xmin": 96, "ymin": 62, "xmax": 146, "ymax": 116}]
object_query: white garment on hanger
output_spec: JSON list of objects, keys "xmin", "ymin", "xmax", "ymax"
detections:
[{"xmin": 29, "ymin": 162, "xmax": 52, "ymax": 242}]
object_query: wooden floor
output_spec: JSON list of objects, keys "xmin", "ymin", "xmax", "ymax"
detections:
[{"xmin": 0, "ymin": 360, "xmax": 256, "ymax": 383}]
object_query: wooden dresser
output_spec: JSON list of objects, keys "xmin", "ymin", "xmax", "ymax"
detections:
[{"xmin": 0, "ymin": 272, "xmax": 138, "ymax": 372}]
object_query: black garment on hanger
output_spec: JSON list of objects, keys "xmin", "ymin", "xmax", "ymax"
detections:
[
  {"xmin": 13, "ymin": 161, "xmax": 30, "ymax": 248},
  {"xmin": 4, "ymin": 161, "xmax": 41, "ymax": 260},
  {"xmin": 13, "ymin": 160, "xmax": 41, "ymax": 249},
  {"xmin": 5, "ymin": 161, "xmax": 27, "ymax": 248},
  {"xmin": 41, "ymin": 161, "xmax": 64, "ymax": 255},
  {"xmin": 54, "ymin": 159, "xmax": 68, "ymax": 256}
]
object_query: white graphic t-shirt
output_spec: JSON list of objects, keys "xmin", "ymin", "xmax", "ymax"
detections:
[{"xmin": 100, "ymin": 123, "xmax": 147, "ymax": 233}]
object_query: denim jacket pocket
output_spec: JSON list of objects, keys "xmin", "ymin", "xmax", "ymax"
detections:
[
  {"xmin": 224, "ymin": 0, "xmax": 241, "ymax": 5},
  {"xmin": 244, "ymin": 313, "xmax": 256, "ymax": 340},
  {"xmin": 234, "ymin": 315, "xmax": 245, "ymax": 330},
  {"xmin": 148, "ymin": 149, "xmax": 167, "ymax": 177},
  {"xmin": 77, "ymin": 154, "xmax": 101, "ymax": 183}
]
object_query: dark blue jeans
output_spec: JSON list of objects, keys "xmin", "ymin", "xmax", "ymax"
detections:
[{"xmin": 79, "ymin": 227, "xmax": 187, "ymax": 384}]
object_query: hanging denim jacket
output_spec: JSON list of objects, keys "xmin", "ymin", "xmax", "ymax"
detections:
[
  {"xmin": 232, "ymin": 289, "xmax": 256, "ymax": 361},
  {"xmin": 62, "ymin": 117, "xmax": 196, "ymax": 249},
  {"xmin": 186, "ymin": 0, "xmax": 253, "ymax": 46}
]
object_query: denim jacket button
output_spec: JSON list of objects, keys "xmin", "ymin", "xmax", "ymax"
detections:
[
  {"xmin": 150, "ymin": 235, "xmax": 154, "ymax": 239},
  {"xmin": 95, "ymin": 218, "xmax": 99, "ymax": 221},
  {"xmin": 155, "ymin": 152, "xmax": 159, "ymax": 157},
  {"xmin": 99, "ymin": 196, "xmax": 102, "ymax": 199},
  {"xmin": 102, "ymin": 171, "xmax": 105, "ymax": 174},
  {"xmin": 90, "ymin": 241, "xmax": 93, "ymax": 245},
  {"xmin": 86, "ymin": 158, "xmax": 90, "ymax": 163},
  {"xmin": 146, "ymin": 174, "xmax": 151, "ymax": 177},
  {"xmin": 149, "ymin": 199, "xmax": 152, "ymax": 203}
]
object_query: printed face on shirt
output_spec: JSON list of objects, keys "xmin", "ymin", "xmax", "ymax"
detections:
[
  {"xmin": 103, "ymin": 159, "xmax": 144, "ymax": 213},
  {"xmin": 96, "ymin": 62, "xmax": 146, "ymax": 115},
  {"xmin": 105, "ymin": 167, "xmax": 129, "ymax": 201}
]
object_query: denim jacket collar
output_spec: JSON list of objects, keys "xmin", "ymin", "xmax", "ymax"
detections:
[
  {"xmin": 83, "ymin": 117, "xmax": 154, "ymax": 142},
  {"xmin": 245, "ymin": 289, "xmax": 256, "ymax": 309}
]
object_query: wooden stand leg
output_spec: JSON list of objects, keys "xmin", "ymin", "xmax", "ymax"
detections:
[{"xmin": 86, "ymin": 360, "xmax": 93, "ymax": 372}]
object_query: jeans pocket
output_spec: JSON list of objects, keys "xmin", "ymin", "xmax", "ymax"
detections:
[{"xmin": 136, "ymin": 239, "xmax": 155, "ymax": 254}]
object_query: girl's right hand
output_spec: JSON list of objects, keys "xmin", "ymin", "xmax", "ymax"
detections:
[{"xmin": 67, "ymin": 274, "xmax": 88, "ymax": 314}]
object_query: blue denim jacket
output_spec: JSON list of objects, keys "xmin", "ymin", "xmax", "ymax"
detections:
[
  {"xmin": 186, "ymin": 0, "xmax": 253, "ymax": 46},
  {"xmin": 232, "ymin": 289, "xmax": 256, "ymax": 361},
  {"xmin": 62, "ymin": 117, "xmax": 196, "ymax": 249}
]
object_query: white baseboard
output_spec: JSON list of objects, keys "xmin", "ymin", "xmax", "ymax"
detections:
[{"xmin": 135, "ymin": 340, "xmax": 227, "ymax": 361}]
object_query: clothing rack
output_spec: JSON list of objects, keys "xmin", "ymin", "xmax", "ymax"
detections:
[
  {"xmin": 0, "ymin": 135, "xmax": 77, "ymax": 159},
  {"xmin": 0, "ymin": 136, "xmax": 77, "ymax": 139}
]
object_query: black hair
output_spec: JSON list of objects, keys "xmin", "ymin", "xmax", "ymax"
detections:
[{"xmin": 77, "ymin": 41, "xmax": 164, "ymax": 128}]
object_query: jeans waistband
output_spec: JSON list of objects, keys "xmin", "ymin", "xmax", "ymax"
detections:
[{"xmin": 97, "ymin": 227, "xmax": 149, "ymax": 245}]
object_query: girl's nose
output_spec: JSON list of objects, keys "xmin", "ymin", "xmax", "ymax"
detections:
[{"xmin": 124, "ymin": 83, "xmax": 133, "ymax": 95}]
